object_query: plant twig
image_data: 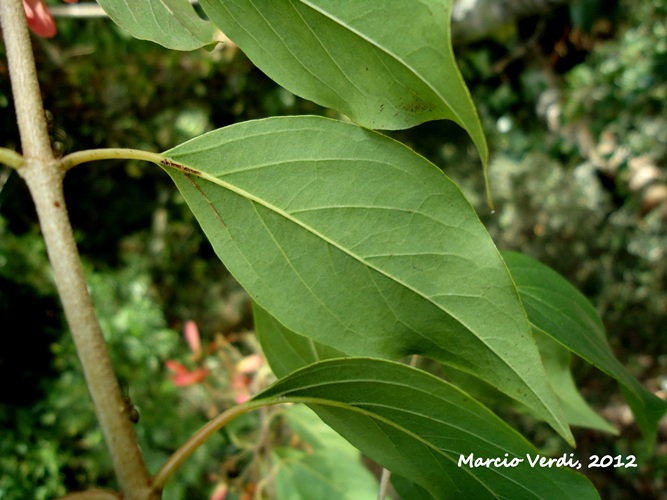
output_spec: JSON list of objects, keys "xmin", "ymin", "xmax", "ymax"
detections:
[
  {"xmin": 0, "ymin": 1, "xmax": 153, "ymax": 498},
  {"xmin": 151, "ymin": 400, "xmax": 270, "ymax": 494},
  {"xmin": 56, "ymin": 490, "xmax": 122, "ymax": 500},
  {"xmin": 59, "ymin": 148, "xmax": 167, "ymax": 172},
  {"xmin": 0, "ymin": 147, "xmax": 25, "ymax": 168},
  {"xmin": 377, "ymin": 469, "xmax": 393, "ymax": 500}
]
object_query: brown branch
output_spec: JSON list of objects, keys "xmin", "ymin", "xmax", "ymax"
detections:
[{"xmin": 0, "ymin": 1, "xmax": 153, "ymax": 497}]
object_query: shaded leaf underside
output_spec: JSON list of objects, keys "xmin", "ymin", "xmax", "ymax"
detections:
[
  {"xmin": 98, "ymin": 0, "xmax": 219, "ymax": 50},
  {"xmin": 161, "ymin": 116, "xmax": 571, "ymax": 442},
  {"xmin": 256, "ymin": 358, "xmax": 598, "ymax": 499},
  {"xmin": 199, "ymin": 0, "xmax": 488, "ymax": 163},
  {"xmin": 503, "ymin": 251, "xmax": 667, "ymax": 450}
]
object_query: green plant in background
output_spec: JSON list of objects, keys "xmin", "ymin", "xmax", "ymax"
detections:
[{"xmin": 0, "ymin": 1, "xmax": 665, "ymax": 499}]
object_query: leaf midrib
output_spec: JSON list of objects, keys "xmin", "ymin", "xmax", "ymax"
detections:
[
  {"xmin": 278, "ymin": 396, "xmax": 495, "ymax": 496},
  {"xmin": 300, "ymin": 0, "xmax": 463, "ymax": 124},
  {"xmin": 178, "ymin": 166, "xmax": 558, "ymax": 425},
  {"xmin": 271, "ymin": 394, "xmax": 558, "ymax": 499}
]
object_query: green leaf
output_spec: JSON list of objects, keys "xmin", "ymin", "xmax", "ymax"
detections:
[
  {"xmin": 97, "ymin": 0, "xmax": 220, "ymax": 50},
  {"xmin": 254, "ymin": 306, "xmax": 610, "ymax": 492},
  {"xmin": 255, "ymin": 358, "xmax": 599, "ymax": 499},
  {"xmin": 253, "ymin": 302, "xmax": 344, "ymax": 378},
  {"xmin": 199, "ymin": 0, "xmax": 487, "ymax": 162},
  {"xmin": 391, "ymin": 475, "xmax": 434, "ymax": 500},
  {"xmin": 161, "ymin": 115, "xmax": 571, "ymax": 443},
  {"xmin": 438, "ymin": 329, "xmax": 619, "ymax": 434},
  {"xmin": 502, "ymin": 251, "xmax": 667, "ymax": 451},
  {"xmin": 257, "ymin": 297, "xmax": 616, "ymax": 431},
  {"xmin": 257, "ymin": 297, "xmax": 614, "ymax": 434},
  {"xmin": 271, "ymin": 405, "xmax": 378, "ymax": 500},
  {"xmin": 533, "ymin": 329, "xmax": 617, "ymax": 434}
]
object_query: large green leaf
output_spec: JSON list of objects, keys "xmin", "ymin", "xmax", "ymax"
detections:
[
  {"xmin": 255, "ymin": 300, "xmax": 617, "ymax": 434},
  {"xmin": 255, "ymin": 358, "xmax": 599, "ymax": 499},
  {"xmin": 97, "ymin": 0, "xmax": 220, "ymax": 50},
  {"xmin": 502, "ymin": 251, "xmax": 667, "ymax": 450},
  {"xmin": 199, "ymin": 0, "xmax": 487, "ymax": 162},
  {"xmin": 160, "ymin": 115, "xmax": 571, "ymax": 443}
]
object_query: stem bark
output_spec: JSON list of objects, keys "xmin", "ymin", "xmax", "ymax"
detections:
[{"xmin": 0, "ymin": 1, "xmax": 153, "ymax": 497}]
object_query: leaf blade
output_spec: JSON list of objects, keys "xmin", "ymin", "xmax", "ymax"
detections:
[
  {"xmin": 98, "ymin": 0, "xmax": 219, "ymax": 50},
  {"xmin": 199, "ymin": 0, "xmax": 487, "ymax": 164},
  {"xmin": 255, "ymin": 358, "xmax": 599, "ymax": 500},
  {"xmin": 162, "ymin": 116, "xmax": 570, "ymax": 443},
  {"xmin": 503, "ymin": 251, "xmax": 667, "ymax": 450},
  {"xmin": 254, "ymin": 301, "xmax": 344, "ymax": 378},
  {"xmin": 533, "ymin": 328, "xmax": 617, "ymax": 434}
]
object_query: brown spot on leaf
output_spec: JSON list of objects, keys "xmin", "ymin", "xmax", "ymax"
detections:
[{"xmin": 401, "ymin": 98, "xmax": 434, "ymax": 114}]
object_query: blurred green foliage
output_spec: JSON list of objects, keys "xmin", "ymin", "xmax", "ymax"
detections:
[
  {"xmin": 0, "ymin": 0, "xmax": 665, "ymax": 498},
  {"xmin": 452, "ymin": 2, "xmax": 667, "ymax": 496}
]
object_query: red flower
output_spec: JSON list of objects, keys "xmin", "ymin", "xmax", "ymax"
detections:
[
  {"xmin": 165, "ymin": 320, "xmax": 209, "ymax": 386},
  {"xmin": 22, "ymin": 0, "xmax": 78, "ymax": 38},
  {"xmin": 165, "ymin": 360, "xmax": 209, "ymax": 387},
  {"xmin": 165, "ymin": 321, "xmax": 263, "ymax": 399}
]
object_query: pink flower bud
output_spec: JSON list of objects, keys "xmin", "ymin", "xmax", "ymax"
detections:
[
  {"xmin": 184, "ymin": 320, "xmax": 202, "ymax": 359},
  {"xmin": 209, "ymin": 483, "xmax": 228, "ymax": 500},
  {"xmin": 22, "ymin": 0, "xmax": 56, "ymax": 38}
]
